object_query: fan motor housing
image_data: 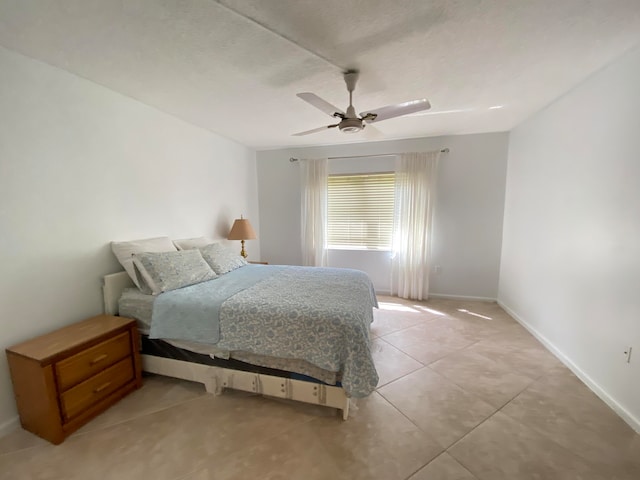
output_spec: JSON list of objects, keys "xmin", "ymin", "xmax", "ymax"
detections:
[{"xmin": 339, "ymin": 117, "xmax": 363, "ymax": 133}]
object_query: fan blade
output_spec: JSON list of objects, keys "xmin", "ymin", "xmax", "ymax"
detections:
[
  {"xmin": 407, "ymin": 108, "xmax": 472, "ymax": 117},
  {"xmin": 297, "ymin": 93, "xmax": 345, "ymax": 117},
  {"xmin": 361, "ymin": 98, "xmax": 431, "ymax": 123},
  {"xmin": 292, "ymin": 124, "xmax": 339, "ymax": 136},
  {"xmin": 362, "ymin": 124, "xmax": 384, "ymax": 140}
]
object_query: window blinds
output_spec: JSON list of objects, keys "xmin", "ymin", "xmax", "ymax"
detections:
[{"xmin": 327, "ymin": 172, "xmax": 395, "ymax": 249}]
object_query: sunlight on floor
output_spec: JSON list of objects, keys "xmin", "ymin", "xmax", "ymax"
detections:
[
  {"xmin": 378, "ymin": 302, "xmax": 419, "ymax": 313},
  {"xmin": 415, "ymin": 305, "xmax": 446, "ymax": 316},
  {"xmin": 458, "ymin": 308, "xmax": 493, "ymax": 320},
  {"xmin": 377, "ymin": 301, "xmax": 450, "ymax": 318}
]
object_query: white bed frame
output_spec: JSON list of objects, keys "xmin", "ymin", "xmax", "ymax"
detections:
[{"xmin": 103, "ymin": 271, "xmax": 350, "ymax": 419}]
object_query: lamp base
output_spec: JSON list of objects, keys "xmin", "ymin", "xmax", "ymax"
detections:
[{"xmin": 239, "ymin": 239, "xmax": 248, "ymax": 258}]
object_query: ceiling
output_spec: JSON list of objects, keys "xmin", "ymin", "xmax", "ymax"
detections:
[{"xmin": 1, "ymin": 1, "xmax": 640, "ymax": 150}]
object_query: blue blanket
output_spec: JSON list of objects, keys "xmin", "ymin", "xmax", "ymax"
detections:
[
  {"xmin": 150, "ymin": 264, "xmax": 280, "ymax": 344},
  {"xmin": 149, "ymin": 265, "xmax": 379, "ymax": 397}
]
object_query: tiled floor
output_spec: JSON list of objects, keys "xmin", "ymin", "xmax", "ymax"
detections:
[{"xmin": 1, "ymin": 296, "xmax": 638, "ymax": 479}]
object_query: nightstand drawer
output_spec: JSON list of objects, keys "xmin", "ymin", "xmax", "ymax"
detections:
[
  {"xmin": 60, "ymin": 357, "xmax": 134, "ymax": 421},
  {"xmin": 55, "ymin": 331, "xmax": 131, "ymax": 391}
]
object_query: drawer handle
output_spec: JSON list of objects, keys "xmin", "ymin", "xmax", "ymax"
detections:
[
  {"xmin": 90, "ymin": 354, "xmax": 108, "ymax": 365},
  {"xmin": 93, "ymin": 382, "xmax": 111, "ymax": 394}
]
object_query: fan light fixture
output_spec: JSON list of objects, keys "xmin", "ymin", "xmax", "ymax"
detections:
[{"xmin": 339, "ymin": 117, "xmax": 363, "ymax": 133}]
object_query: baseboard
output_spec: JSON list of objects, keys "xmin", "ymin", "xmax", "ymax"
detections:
[
  {"xmin": 498, "ymin": 300, "xmax": 640, "ymax": 434},
  {"xmin": 377, "ymin": 291, "xmax": 497, "ymax": 302},
  {"xmin": 429, "ymin": 293, "xmax": 497, "ymax": 302},
  {"xmin": 0, "ymin": 416, "xmax": 19, "ymax": 438}
]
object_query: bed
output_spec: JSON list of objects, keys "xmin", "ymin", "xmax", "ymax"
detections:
[{"xmin": 103, "ymin": 245, "xmax": 379, "ymax": 419}]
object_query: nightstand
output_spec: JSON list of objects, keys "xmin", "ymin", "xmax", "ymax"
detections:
[
  {"xmin": 6, "ymin": 315, "xmax": 142, "ymax": 444},
  {"xmin": 248, "ymin": 261, "xmax": 268, "ymax": 265}
]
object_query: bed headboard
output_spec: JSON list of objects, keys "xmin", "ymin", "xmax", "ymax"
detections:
[{"xmin": 103, "ymin": 271, "xmax": 135, "ymax": 316}]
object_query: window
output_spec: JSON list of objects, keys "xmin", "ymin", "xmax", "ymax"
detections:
[{"xmin": 327, "ymin": 172, "xmax": 395, "ymax": 249}]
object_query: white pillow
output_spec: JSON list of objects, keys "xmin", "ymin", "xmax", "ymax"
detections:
[
  {"xmin": 111, "ymin": 236, "xmax": 177, "ymax": 289},
  {"xmin": 173, "ymin": 237, "xmax": 217, "ymax": 250}
]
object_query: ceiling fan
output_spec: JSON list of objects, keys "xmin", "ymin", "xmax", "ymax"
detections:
[{"xmin": 293, "ymin": 70, "xmax": 431, "ymax": 136}]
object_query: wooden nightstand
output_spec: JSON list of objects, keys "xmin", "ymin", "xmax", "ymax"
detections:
[
  {"xmin": 248, "ymin": 261, "xmax": 268, "ymax": 264},
  {"xmin": 6, "ymin": 315, "xmax": 142, "ymax": 444}
]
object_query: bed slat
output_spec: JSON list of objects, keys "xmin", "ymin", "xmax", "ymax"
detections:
[{"xmin": 142, "ymin": 354, "xmax": 350, "ymax": 419}]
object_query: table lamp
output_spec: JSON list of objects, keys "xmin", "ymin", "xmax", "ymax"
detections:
[{"xmin": 227, "ymin": 215, "xmax": 257, "ymax": 258}]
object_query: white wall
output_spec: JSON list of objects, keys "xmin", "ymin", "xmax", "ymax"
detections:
[
  {"xmin": 0, "ymin": 47, "xmax": 259, "ymax": 433},
  {"xmin": 256, "ymin": 132, "xmax": 509, "ymax": 298},
  {"xmin": 499, "ymin": 45, "xmax": 640, "ymax": 431}
]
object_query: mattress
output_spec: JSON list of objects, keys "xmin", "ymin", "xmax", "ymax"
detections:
[{"xmin": 118, "ymin": 288, "xmax": 339, "ymax": 385}]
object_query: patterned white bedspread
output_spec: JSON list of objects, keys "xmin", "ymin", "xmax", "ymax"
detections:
[{"xmin": 150, "ymin": 265, "xmax": 379, "ymax": 397}]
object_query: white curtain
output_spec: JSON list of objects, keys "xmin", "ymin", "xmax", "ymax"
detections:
[
  {"xmin": 300, "ymin": 158, "xmax": 328, "ymax": 266},
  {"xmin": 391, "ymin": 151, "xmax": 440, "ymax": 300}
]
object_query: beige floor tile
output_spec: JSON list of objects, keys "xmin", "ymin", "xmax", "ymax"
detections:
[
  {"xmin": 466, "ymin": 335, "xmax": 562, "ymax": 380},
  {"xmin": 428, "ymin": 350, "xmax": 535, "ymax": 408},
  {"xmin": 74, "ymin": 374, "xmax": 207, "ymax": 435},
  {"xmin": 186, "ymin": 391, "xmax": 444, "ymax": 480},
  {"xmin": 0, "ymin": 392, "xmax": 319, "ymax": 480},
  {"xmin": 501, "ymin": 373, "xmax": 640, "ymax": 478},
  {"xmin": 448, "ymin": 412, "xmax": 608, "ymax": 480},
  {"xmin": 408, "ymin": 452, "xmax": 478, "ymax": 479},
  {"xmin": 0, "ymin": 426, "xmax": 49, "ymax": 456},
  {"xmin": 426, "ymin": 302, "xmax": 519, "ymax": 336},
  {"xmin": 371, "ymin": 301, "xmax": 433, "ymax": 338},
  {"xmin": 382, "ymin": 317, "xmax": 478, "ymax": 348},
  {"xmin": 371, "ymin": 337, "xmax": 423, "ymax": 387},
  {"xmin": 381, "ymin": 320, "xmax": 479, "ymax": 365},
  {"xmin": 301, "ymin": 392, "xmax": 443, "ymax": 480},
  {"xmin": 483, "ymin": 323, "xmax": 550, "ymax": 349},
  {"xmin": 184, "ymin": 391, "xmax": 444, "ymax": 480},
  {"xmin": 181, "ymin": 423, "xmax": 347, "ymax": 480},
  {"xmin": 380, "ymin": 296, "xmax": 459, "ymax": 320},
  {"xmin": 425, "ymin": 299, "xmax": 512, "ymax": 322},
  {"xmin": 513, "ymin": 371, "xmax": 634, "ymax": 429},
  {"xmin": 544, "ymin": 360, "xmax": 576, "ymax": 377},
  {"xmin": 378, "ymin": 367, "xmax": 497, "ymax": 448},
  {"xmin": 0, "ymin": 376, "xmax": 206, "ymax": 458}
]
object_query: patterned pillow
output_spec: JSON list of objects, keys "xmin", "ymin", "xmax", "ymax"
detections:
[
  {"xmin": 199, "ymin": 243, "xmax": 247, "ymax": 275},
  {"xmin": 132, "ymin": 250, "xmax": 217, "ymax": 295}
]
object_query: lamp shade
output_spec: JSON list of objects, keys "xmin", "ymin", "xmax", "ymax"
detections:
[{"xmin": 228, "ymin": 218, "xmax": 257, "ymax": 240}]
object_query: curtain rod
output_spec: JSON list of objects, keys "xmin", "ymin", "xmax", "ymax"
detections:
[{"xmin": 289, "ymin": 148, "xmax": 449, "ymax": 162}]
